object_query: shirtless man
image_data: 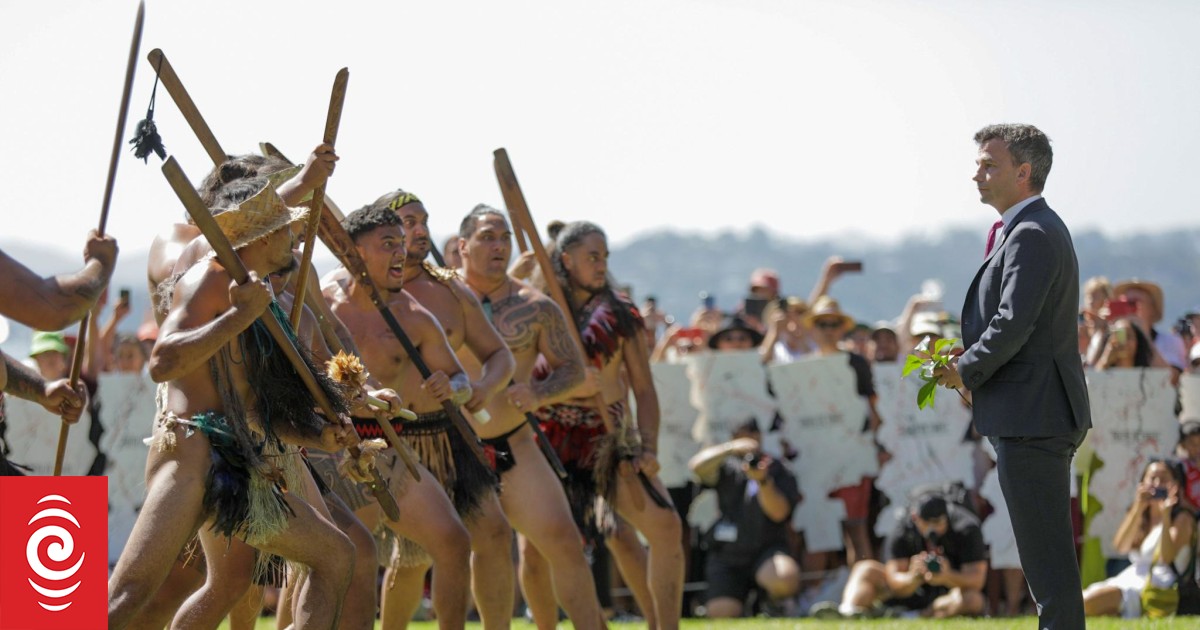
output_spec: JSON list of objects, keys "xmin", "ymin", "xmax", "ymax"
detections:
[
  {"xmin": 455, "ymin": 205, "xmax": 604, "ymax": 630},
  {"xmin": 136, "ymin": 147, "xmax": 344, "ymax": 630},
  {"xmin": 147, "ymin": 146, "xmax": 336, "ymax": 319},
  {"xmin": 369, "ymin": 190, "xmax": 517, "ymax": 630},
  {"xmin": 324, "ymin": 206, "xmax": 483, "ymax": 630},
  {"xmin": 526, "ymin": 221, "xmax": 684, "ymax": 630},
  {"xmin": 108, "ymin": 179, "xmax": 362, "ymax": 630}
]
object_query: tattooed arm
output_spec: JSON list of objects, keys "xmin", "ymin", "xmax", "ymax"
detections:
[
  {"xmin": 0, "ymin": 234, "xmax": 117, "ymax": 330},
  {"xmin": 529, "ymin": 298, "xmax": 585, "ymax": 407},
  {"xmin": 2, "ymin": 351, "xmax": 88, "ymax": 424}
]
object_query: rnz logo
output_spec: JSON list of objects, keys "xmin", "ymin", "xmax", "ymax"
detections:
[
  {"xmin": 27, "ymin": 495, "xmax": 87, "ymax": 612},
  {"xmin": 0, "ymin": 476, "xmax": 107, "ymax": 630}
]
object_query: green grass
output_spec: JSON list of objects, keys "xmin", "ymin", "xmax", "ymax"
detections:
[{"xmin": 222, "ymin": 617, "xmax": 1196, "ymax": 629}]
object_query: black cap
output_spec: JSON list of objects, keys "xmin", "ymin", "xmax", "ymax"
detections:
[{"xmin": 915, "ymin": 494, "xmax": 948, "ymax": 520}]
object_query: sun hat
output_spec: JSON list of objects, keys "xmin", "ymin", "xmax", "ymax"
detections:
[
  {"xmin": 29, "ymin": 331, "xmax": 70, "ymax": 358},
  {"xmin": 1112, "ymin": 279, "xmax": 1165, "ymax": 323},
  {"xmin": 707, "ymin": 316, "xmax": 765, "ymax": 349},
  {"xmin": 804, "ymin": 295, "xmax": 854, "ymax": 334}
]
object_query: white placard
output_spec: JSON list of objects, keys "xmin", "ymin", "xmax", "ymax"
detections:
[
  {"xmin": 650, "ymin": 362, "xmax": 701, "ymax": 488},
  {"xmin": 685, "ymin": 350, "xmax": 776, "ymax": 446},
  {"xmin": 1, "ymin": 395, "xmax": 95, "ymax": 476},
  {"xmin": 96, "ymin": 372, "xmax": 157, "ymax": 565},
  {"xmin": 1078, "ymin": 368, "xmax": 1179, "ymax": 558},
  {"xmin": 872, "ymin": 365, "xmax": 975, "ymax": 537},
  {"xmin": 769, "ymin": 354, "xmax": 876, "ymax": 552}
]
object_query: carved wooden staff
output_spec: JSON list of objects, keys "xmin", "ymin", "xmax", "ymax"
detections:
[
  {"xmin": 289, "ymin": 68, "xmax": 347, "ymax": 331},
  {"xmin": 494, "ymin": 148, "xmax": 670, "ymax": 509},
  {"xmin": 145, "ymin": 51, "xmax": 420, "ymax": 479},
  {"xmin": 257, "ymin": 144, "xmax": 492, "ymax": 466},
  {"xmin": 161, "ymin": 157, "xmax": 402, "ymax": 520},
  {"xmin": 54, "ymin": 1, "xmax": 144, "ymax": 476}
]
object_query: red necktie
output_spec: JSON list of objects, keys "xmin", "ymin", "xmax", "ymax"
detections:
[{"xmin": 984, "ymin": 220, "xmax": 1004, "ymax": 258}]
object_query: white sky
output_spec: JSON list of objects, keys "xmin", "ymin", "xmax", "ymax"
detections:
[{"xmin": 1, "ymin": 0, "xmax": 1198, "ymax": 258}]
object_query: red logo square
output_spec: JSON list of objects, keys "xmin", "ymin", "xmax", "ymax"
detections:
[{"xmin": 0, "ymin": 476, "xmax": 108, "ymax": 630}]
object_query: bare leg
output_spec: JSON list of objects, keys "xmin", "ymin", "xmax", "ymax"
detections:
[
  {"xmin": 109, "ymin": 426, "xmax": 211, "ymax": 629},
  {"xmin": 604, "ymin": 519, "xmax": 655, "ymax": 627},
  {"xmin": 840, "ymin": 560, "xmax": 886, "ymax": 611},
  {"xmin": 380, "ymin": 562, "xmax": 431, "ymax": 630},
  {"xmin": 170, "ymin": 531, "xmax": 255, "ymax": 629},
  {"xmin": 930, "ymin": 588, "xmax": 984, "ymax": 618},
  {"xmin": 254, "ymin": 492, "xmax": 355, "ymax": 630},
  {"xmin": 125, "ymin": 555, "xmax": 204, "ymax": 630},
  {"xmin": 612, "ymin": 471, "xmax": 684, "ymax": 630},
  {"xmin": 324, "ymin": 489, "xmax": 379, "ymax": 630},
  {"xmin": 1002, "ymin": 568, "xmax": 1027, "ymax": 615},
  {"xmin": 229, "ymin": 584, "xmax": 264, "ymax": 630},
  {"xmin": 518, "ymin": 536, "xmax": 560, "ymax": 630},
  {"xmin": 842, "ymin": 521, "xmax": 875, "ymax": 564},
  {"xmin": 466, "ymin": 493, "xmax": 515, "ymax": 629},
  {"xmin": 755, "ymin": 551, "xmax": 800, "ymax": 601},
  {"xmin": 365, "ymin": 455, "xmax": 471, "ymax": 630},
  {"xmin": 502, "ymin": 429, "xmax": 603, "ymax": 630},
  {"xmin": 1082, "ymin": 584, "xmax": 1122, "ymax": 617}
]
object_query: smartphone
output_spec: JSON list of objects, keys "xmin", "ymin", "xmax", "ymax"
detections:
[
  {"xmin": 1113, "ymin": 327, "xmax": 1127, "ymax": 345},
  {"xmin": 1150, "ymin": 487, "xmax": 1168, "ymax": 500},
  {"xmin": 700, "ymin": 291, "xmax": 714, "ymax": 310},
  {"xmin": 839, "ymin": 260, "xmax": 864, "ymax": 273},
  {"xmin": 119, "ymin": 288, "xmax": 132, "ymax": 304},
  {"xmin": 744, "ymin": 297, "xmax": 769, "ymax": 320}
]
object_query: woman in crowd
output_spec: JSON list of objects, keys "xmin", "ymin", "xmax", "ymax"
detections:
[{"xmin": 1082, "ymin": 457, "xmax": 1196, "ymax": 617}]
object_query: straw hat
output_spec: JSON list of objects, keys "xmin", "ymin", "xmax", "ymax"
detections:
[
  {"xmin": 1112, "ymin": 279, "xmax": 1164, "ymax": 323},
  {"xmin": 804, "ymin": 295, "xmax": 854, "ymax": 333},
  {"xmin": 213, "ymin": 179, "xmax": 309, "ymax": 250}
]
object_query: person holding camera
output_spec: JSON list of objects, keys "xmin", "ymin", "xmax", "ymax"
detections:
[
  {"xmin": 811, "ymin": 491, "xmax": 987, "ymax": 619},
  {"xmin": 688, "ymin": 419, "xmax": 801, "ymax": 618},
  {"xmin": 1082, "ymin": 457, "xmax": 1196, "ymax": 617}
]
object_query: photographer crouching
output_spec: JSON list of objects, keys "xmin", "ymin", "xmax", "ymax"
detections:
[
  {"xmin": 811, "ymin": 489, "xmax": 988, "ymax": 619},
  {"xmin": 688, "ymin": 419, "xmax": 802, "ymax": 618}
]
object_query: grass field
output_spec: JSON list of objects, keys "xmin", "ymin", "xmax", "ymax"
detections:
[{"xmin": 222, "ymin": 617, "xmax": 1196, "ymax": 629}]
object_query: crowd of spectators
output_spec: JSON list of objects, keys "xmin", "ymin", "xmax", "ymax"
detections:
[{"xmin": 634, "ymin": 259, "xmax": 1200, "ymax": 620}]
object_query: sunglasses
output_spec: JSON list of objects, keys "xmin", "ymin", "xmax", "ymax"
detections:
[{"xmin": 814, "ymin": 320, "xmax": 844, "ymax": 330}]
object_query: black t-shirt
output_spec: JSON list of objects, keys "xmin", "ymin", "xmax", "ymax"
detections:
[
  {"xmin": 703, "ymin": 457, "xmax": 801, "ymax": 563},
  {"xmin": 847, "ymin": 352, "xmax": 875, "ymax": 398},
  {"xmin": 884, "ymin": 503, "xmax": 987, "ymax": 570}
]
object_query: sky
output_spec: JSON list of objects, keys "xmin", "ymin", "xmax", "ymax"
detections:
[{"xmin": 1, "ymin": 0, "xmax": 1198, "ymax": 261}]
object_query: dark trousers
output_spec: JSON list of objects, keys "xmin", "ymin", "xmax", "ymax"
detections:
[{"xmin": 991, "ymin": 431, "xmax": 1087, "ymax": 630}]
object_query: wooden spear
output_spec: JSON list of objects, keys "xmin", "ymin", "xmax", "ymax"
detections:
[
  {"xmin": 494, "ymin": 148, "xmax": 671, "ymax": 510},
  {"xmin": 161, "ymin": 157, "xmax": 402, "ymax": 521},
  {"xmin": 144, "ymin": 53, "xmax": 420, "ymax": 479},
  {"xmin": 289, "ymin": 69, "xmax": 348, "ymax": 331},
  {"xmin": 54, "ymin": 0, "xmax": 144, "ymax": 476}
]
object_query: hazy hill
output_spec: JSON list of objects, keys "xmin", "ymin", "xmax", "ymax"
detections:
[{"xmin": 3, "ymin": 227, "xmax": 1198, "ymax": 357}]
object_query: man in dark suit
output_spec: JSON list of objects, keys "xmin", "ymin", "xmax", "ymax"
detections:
[{"xmin": 935, "ymin": 124, "xmax": 1091, "ymax": 630}]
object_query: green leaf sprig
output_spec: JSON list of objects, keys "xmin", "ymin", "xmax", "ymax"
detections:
[{"xmin": 902, "ymin": 336, "xmax": 961, "ymax": 410}]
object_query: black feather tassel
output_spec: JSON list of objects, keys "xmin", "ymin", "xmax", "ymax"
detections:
[{"xmin": 129, "ymin": 54, "xmax": 166, "ymax": 163}]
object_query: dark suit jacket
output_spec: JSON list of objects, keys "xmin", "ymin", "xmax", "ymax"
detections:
[{"xmin": 959, "ymin": 197, "xmax": 1092, "ymax": 437}]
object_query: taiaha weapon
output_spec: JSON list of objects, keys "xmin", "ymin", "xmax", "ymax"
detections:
[
  {"xmin": 161, "ymin": 157, "xmax": 403, "ymax": 521},
  {"xmin": 54, "ymin": 1, "xmax": 144, "ymax": 476},
  {"xmin": 145, "ymin": 52, "xmax": 420, "ymax": 479},
  {"xmin": 257, "ymin": 144, "xmax": 494, "ymax": 462},
  {"xmin": 494, "ymin": 148, "xmax": 670, "ymax": 509},
  {"xmin": 289, "ymin": 69, "xmax": 348, "ymax": 331}
]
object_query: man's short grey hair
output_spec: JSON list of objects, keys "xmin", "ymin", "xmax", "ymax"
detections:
[{"xmin": 974, "ymin": 124, "xmax": 1053, "ymax": 192}]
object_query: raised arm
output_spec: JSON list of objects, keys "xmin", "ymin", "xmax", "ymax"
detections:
[{"xmin": 0, "ymin": 232, "xmax": 118, "ymax": 330}]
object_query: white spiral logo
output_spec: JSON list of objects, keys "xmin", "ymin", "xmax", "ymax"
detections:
[{"xmin": 26, "ymin": 494, "xmax": 85, "ymax": 612}]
